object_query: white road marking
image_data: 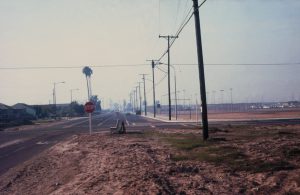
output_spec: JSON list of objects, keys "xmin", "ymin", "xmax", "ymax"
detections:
[
  {"xmin": 63, "ymin": 119, "xmax": 88, "ymax": 129},
  {"xmin": 0, "ymin": 147, "xmax": 25, "ymax": 158},
  {"xmin": 63, "ymin": 112, "xmax": 112, "ymax": 128},
  {"xmin": 36, "ymin": 141, "xmax": 49, "ymax": 145},
  {"xmin": 150, "ymin": 125, "xmax": 156, "ymax": 128},
  {"xmin": 97, "ymin": 116, "xmax": 113, "ymax": 126},
  {"xmin": 0, "ymin": 139, "xmax": 25, "ymax": 149},
  {"xmin": 13, "ymin": 146, "xmax": 25, "ymax": 153}
]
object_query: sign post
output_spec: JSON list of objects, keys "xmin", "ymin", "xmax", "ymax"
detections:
[{"xmin": 84, "ymin": 101, "xmax": 95, "ymax": 135}]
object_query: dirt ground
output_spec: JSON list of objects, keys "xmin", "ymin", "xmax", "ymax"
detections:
[
  {"xmin": 0, "ymin": 124, "xmax": 300, "ymax": 195},
  {"xmin": 157, "ymin": 109, "xmax": 300, "ymax": 121}
]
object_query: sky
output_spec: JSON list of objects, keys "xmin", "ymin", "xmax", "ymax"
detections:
[{"xmin": 0, "ymin": 0, "xmax": 300, "ymax": 107}]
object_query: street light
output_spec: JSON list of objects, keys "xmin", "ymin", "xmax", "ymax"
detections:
[
  {"xmin": 220, "ymin": 90, "xmax": 224, "ymax": 104},
  {"xmin": 220, "ymin": 89, "xmax": 224, "ymax": 112},
  {"xmin": 183, "ymin": 89, "xmax": 186, "ymax": 109},
  {"xmin": 159, "ymin": 62, "xmax": 179, "ymax": 120},
  {"xmin": 70, "ymin": 88, "xmax": 79, "ymax": 103},
  {"xmin": 139, "ymin": 74, "xmax": 148, "ymax": 116},
  {"xmin": 132, "ymin": 89, "xmax": 136, "ymax": 112},
  {"xmin": 53, "ymin": 81, "xmax": 65, "ymax": 105},
  {"xmin": 53, "ymin": 81, "xmax": 65, "ymax": 118}
]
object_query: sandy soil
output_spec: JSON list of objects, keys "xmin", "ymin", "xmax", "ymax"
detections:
[{"xmin": 0, "ymin": 124, "xmax": 300, "ymax": 195}]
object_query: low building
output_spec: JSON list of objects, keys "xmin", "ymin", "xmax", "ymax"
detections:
[
  {"xmin": 12, "ymin": 103, "xmax": 37, "ymax": 120},
  {"xmin": 0, "ymin": 103, "xmax": 13, "ymax": 123}
]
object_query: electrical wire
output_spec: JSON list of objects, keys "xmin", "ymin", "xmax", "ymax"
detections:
[
  {"xmin": 174, "ymin": 63, "xmax": 300, "ymax": 66},
  {"xmin": 155, "ymin": 73, "xmax": 168, "ymax": 87},
  {"xmin": 156, "ymin": 66, "xmax": 167, "ymax": 73},
  {"xmin": 146, "ymin": 71, "xmax": 168, "ymax": 94},
  {"xmin": 0, "ymin": 64, "xmax": 148, "ymax": 70},
  {"xmin": 158, "ymin": 0, "xmax": 161, "ymax": 34},
  {"xmin": 157, "ymin": 0, "xmax": 207, "ymax": 62},
  {"xmin": 1, "ymin": 62, "xmax": 300, "ymax": 70},
  {"xmin": 172, "ymin": 0, "xmax": 181, "ymax": 33}
]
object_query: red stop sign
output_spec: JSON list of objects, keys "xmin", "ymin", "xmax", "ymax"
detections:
[{"xmin": 84, "ymin": 101, "xmax": 95, "ymax": 113}]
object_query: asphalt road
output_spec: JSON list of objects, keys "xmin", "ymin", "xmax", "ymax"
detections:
[{"xmin": 0, "ymin": 111, "xmax": 299, "ymax": 176}]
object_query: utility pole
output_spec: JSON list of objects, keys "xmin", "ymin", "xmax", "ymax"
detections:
[
  {"xmin": 183, "ymin": 89, "xmax": 186, "ymax": 109},
  {"xmin": 147, "ymin": 60, "xmax": 158, "ymax": 118},
  {"xmin": 174, "ymin": 70, "xmax": 178, "ymax": 120},
  {"xmin": 140, "ymin": 74, "xmax": 148, "ymax": 116},
  {"xmin": 159, "ymin": 35, "xmax": 178, "ymax": 120},
  {"xmin": 135, "ymin": 86, "xmax": 139, "ymax": 112},
  {"xmin": 129, "ymin": 92, "xmax": 133, "ymax": 112},
  {"xmin": 152, "ymin": 61, "xmax": 156, "ymax": 117},
  {"xmin": 230, "ymin": 88, "xmax": 233, "ymax": 112},
  {"xmin": 134, "ymin": 90, "xmax": 137, "ymax": 112},
  {"xmin": 193, "ymin": 0, "xmax": 209, "ymax": 140},
  {"xmin": 70, "ymin": 88, "xmax": 79, "ymax": 103},
  {"xmin": 53, "ymin": 87, "xmax": 56, "ymax": 106},
  {"xmin": 195, "ymin": 93, "xmax": 198, "ymax": 123},
  {"xmin": 137, "ymin": 82, "xmax": 142, "ymax": 113},
  {"xmin": 53, "ymin": 81, "xmax": 65, "ymax": 118}
]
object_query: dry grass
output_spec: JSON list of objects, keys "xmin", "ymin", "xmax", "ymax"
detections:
[{"xmin": 142, "ymin": 124, "xmax": 300, "ymax": 174}]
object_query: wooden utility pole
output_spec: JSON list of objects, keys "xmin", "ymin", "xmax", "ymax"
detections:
[
  {"xmin": 152, "ymin": 61, "xmax": 156, "ymax": 117},
  {"xmin": 135, "ymin": 87, "xmax": 138, "ymax": 112},
  {"xmin": 137, "ymin": 82, "xmax": 142, "ymax": 112},
  {"xmin": 230, "ymin": 88, "xmax": 233, "ymax": 112},
  {"xmin": 159, "ymin": 35, "xmax": 178, "ymax": 120},
  {"xmin": 140, "ymin": 74, "xmax": 148, "ymax": 116},
  {"xmin": 147, "ymin": 60, "xmax": 159, "ymax": 118},
  {"xmin": 129, "ymin": 92, "xmax": 133, "ymax": 112},
  {"xmin": 193, "ymin": 0, "xmax": 209, "ymax": 140},
  {"xmin": 132, "ymin": 90, "xmax": 136, "ymax": 112}
]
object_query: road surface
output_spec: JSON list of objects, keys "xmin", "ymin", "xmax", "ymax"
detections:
[{"xmin": 0, "ymin": 111, "xmax": 299, "ymax": 176}]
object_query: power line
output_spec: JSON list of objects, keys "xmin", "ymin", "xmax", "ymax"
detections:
[
  {"xmin": 155, "ymin": 73, "xmax": 167, "ymax": 88},
  {"xmin": 157, "ymin": 0, "xmax": 207, "ymax": 62},
  {"xmin": 173, "ymin": 0, "xmax": 182, "ymax": 33},
  {"xmin": 175, "ymin": 63, "xmax": 300, "ymax": 66},
  {"xmin": 0, "ymin": 64, "xmax": 149, "ymax": 70},
  {"xmin": 158, "ymin": 0, "xmax": 161, "ymax": 34},
  {"xmin": 1, "ymin": 62, "xmax": 300, "ymax": 70},
  {"xmin": 146, "ymin": 72, "xmax": 168, "ymax": 94},
  {"xmin": 156, "ymin": 66, "xmax": 167, "ymax": 73}
]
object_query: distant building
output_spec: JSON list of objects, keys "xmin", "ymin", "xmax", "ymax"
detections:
[
  {"xmin": 0, "ymin": 103, "xmax": 13, "ymax": 123},
  {"xmin": 12, "ymin": 103, "xmax": 37, "ymax": 119}
]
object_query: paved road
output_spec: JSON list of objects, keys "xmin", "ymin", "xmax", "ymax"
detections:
[{"xmin": 0, "ymin": 111, "xmax": 299, "ymax": 176}]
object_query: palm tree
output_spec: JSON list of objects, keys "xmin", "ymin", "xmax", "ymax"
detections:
[{"xmin": 82, "ymin": 66, "xmax": 93, "ymax": 100}]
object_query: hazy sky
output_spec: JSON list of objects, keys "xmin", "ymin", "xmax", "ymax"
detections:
[{"xmin": 0, "ymin": 0, "xmax": 300, "ymax": 107}]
